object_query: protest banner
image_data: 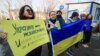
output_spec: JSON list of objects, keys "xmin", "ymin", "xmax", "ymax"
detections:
[{"xmin": 0, "ymin": 20, "xmax": 50, "ymax": 56}]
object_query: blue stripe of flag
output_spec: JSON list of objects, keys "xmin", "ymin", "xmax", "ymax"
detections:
[{"xmin": 51, "ymin": 19, "xmax": 84, "ymax": 44}]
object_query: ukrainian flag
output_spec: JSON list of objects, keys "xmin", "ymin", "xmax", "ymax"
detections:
[{"xmin": 50, "ymin": 19, "xmax": 84, "ymax": 56}]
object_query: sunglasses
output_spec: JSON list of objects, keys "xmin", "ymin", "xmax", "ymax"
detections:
[
  {"xmin": 26, "ymin": 9, "xmax": 31, "ymax": 12},
  {"xmin": 50, "ymin": 14, "xmax": 56, "ymax": 16}
]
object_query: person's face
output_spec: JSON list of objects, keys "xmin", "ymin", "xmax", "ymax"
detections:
[
  {"xmin": 81, "ymin": 17, "xmax": 85, "ymax": 19},
  {"xmin": 88, "ymin": 15, "xmax": 92, "ymax": 19},
  {"xmin": 76, "ymin": 16, "xmax": 79, "ymax": 19},
  {"xmin": 82, "ymin": 16, "xmax": 86, "ymax": 19},
  {"xmin": 80, "ymin": 14, "xmax": 86, "ymax": 19},
  {"xmin": 57, "ymin": 12, "xmax": 62, "ymax": 15},
  {"xmin": 49, "ymin": 12, "xmax": 56, "ymax": 20},
  {"xmin": 74, "ymin": 16, "xmax": 79, "ymax": 20},
  {"xmin": 23, "ymin": 7, "xmax": 33, "ymax": 18}
]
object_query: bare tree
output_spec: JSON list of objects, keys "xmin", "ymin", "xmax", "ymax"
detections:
[
  {"xmin": 41, "ymin": 0, "xmax": 60, "ymax": 18},
  {"xmin": 0, "ymin": 0, "xmax": 13, "ymax": 19},
  {"xmin": 6, "ymin": 0, "xmax": 13, "ymax": 19},
  {"xmin": 0, "ymin": 0, "xmax": 63, "ymax": 19}
]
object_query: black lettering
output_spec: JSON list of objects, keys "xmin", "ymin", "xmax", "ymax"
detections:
[{"xmin": 15, "ymin": 39, "xmax": 21, "ymax": 47}]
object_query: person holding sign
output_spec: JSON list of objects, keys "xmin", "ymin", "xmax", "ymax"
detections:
[
  {"xmin": 0, "ymin": 27, "xmax": 7, "ymax": 56},
  {"xmin": 19, "ymin": 5, "xmax": 42, "ymax": 56},
  {"xmin": 0, "ymin": 22, "xmax": 13, "ymax": 56}
]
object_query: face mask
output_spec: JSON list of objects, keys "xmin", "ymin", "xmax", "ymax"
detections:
[
  {"xmin": 57, "ymin": 15, "xmax": 62, "ymax": 18},
  {"xmin": 49, "ymin": 18, "xmax": 56, "ymax": 24}
]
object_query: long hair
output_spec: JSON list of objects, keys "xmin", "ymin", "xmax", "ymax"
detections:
[
  {"xmin": 19, "ymin": 5, "xmax": 35, "ymax": 20},
  {"xmin": 86, "ymin": 14, "xmax": 92, "ymax": 20}
]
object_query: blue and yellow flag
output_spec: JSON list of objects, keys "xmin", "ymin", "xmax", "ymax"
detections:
[{"xmin": 50, "ymin": 19, "xmax": 84, "ymax": 56}]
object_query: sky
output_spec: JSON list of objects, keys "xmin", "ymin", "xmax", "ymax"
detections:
[
  {"xmin": 0, "ymin": 0, "xmax": 100, "ymax": 17},
  {"xmin": 0, "ymin": 0, "xmax": 100, "ymax": 10}
]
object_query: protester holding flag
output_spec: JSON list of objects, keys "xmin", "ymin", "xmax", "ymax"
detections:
[
  {"xmin": 67, "ymin": 12, "xmax": 79, "ymax": 24},
  {"xmin": 46, "ymin": 11, "xmax": 57, "ymax": 30},
  {"xmin": 66, "ymin": 12, "xmax": 80, "ymax": 56},
  {"xmin": 45, "ymin": 11, "xmax": 58, "ymax": 56},
  {"xmin": 45, "ymin": 10, "xmax": 67, "ymax": 56},
  {"xmin": 19, "ymin": 5, "xmax": 42, "ymax": 56},
  {"xmin": 67, "ymin": 12, "xmax": 80, "ymax": 48},
  {"xmin": 46, "ymin": 11, "xmax": 64, "ymax": 30},
  {"xmin": 82, "ymin": 14, "xmax": 92, "ymax": 48},
  {"xmin": 56, "ymin": 10, "xmax": 65, "ymax": 28}
]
